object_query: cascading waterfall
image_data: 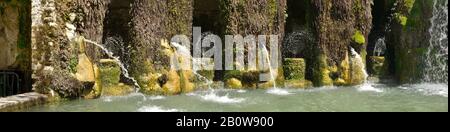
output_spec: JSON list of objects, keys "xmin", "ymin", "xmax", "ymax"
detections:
[
  {"xmin": 170, "ymin": 42, "xmax": 244, "ymax": 103},
  {"xmin": 84, "ymin": 39, "xmax": 142, "ymax": 91},
  {"xmin": 351, "ymin": 48, "xmax": 383, "ymax": 93},
  {"xmin": 424, "ymin": 0, "xmax": 448, "ymax": 84}
]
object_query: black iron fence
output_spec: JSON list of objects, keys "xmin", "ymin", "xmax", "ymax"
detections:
[{"xmin": 0, "ymin": 71, "xmax": 22, "ymax": 97}]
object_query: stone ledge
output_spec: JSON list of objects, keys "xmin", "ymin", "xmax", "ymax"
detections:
[{"xmin": 0, "ymin": 92, "xmax": 48, "ymax": 112}]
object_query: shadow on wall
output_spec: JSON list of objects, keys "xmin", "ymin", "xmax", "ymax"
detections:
[{"xmin": 0, "ymin": 1, "xmax": 32, "ymax": 96}]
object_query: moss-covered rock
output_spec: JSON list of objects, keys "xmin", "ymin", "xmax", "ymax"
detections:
[
  {"xmin": 284, "ymin": 80, "xmax": 312, "ymax": 89},
  {"xmin": 283, "ymin": 58, "xmax": 306, "ymax": 80},
  {"xmin": 368, "ymin": 56, "xmax": 386, "ymax": 77},
  {"xmin": 162, "ymin": 70, "xmax": 182, "ymax": 95},
  {"xmin": 48, "ymin": 69, "xmax": 84, "ymax": 99},
  {"xmin": 226, "ymin": 78, "xmax": 243, "ymax": 89},
  {"xmin": 99, "ymin": 59, "xmax": 121, "ymax": 85},
  {"xmin": 312, "ymin": 54, "xmax": 334, "ymax": 86},
  {"xmin": 224, "ymin": 70, "xmax": 259, "ymax": 89},
  {"xmin": 102, "ymin": 83, "xmax": 134, "ymax": 96},
  {"xmin": 352, "ymin": 30, "xmax": 366, "ymax": 45},
  {"xmin": 97, "ymin": 59, "xmax": 138, "ymax": 97},
  {"xmin": 219, "ymin": 0, "xmax": 287, "ymax": 87}
]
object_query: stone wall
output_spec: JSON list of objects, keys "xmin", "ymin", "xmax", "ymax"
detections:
[
  {"xmin": 305, "ymin": 0, "xmax": 373, "ymax": 86},
  {"xmin": 32, "ymin": 0, "xmax": 105, "ymax": 98},
  {"xmin": 0, "ymin": 0, "xmax": 31, "ymax": 71},
  {"xmin": 1, "ymin": 0, "xmax": 32, "ymax": 92},
  {"xmin": 283, "ymin": 0, "xmax": 373, "ymax": 87}
]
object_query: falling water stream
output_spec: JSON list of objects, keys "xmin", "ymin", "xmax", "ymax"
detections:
[
  {"xmin": 261, "ymin": 43, "xmax": 293, "ymax": 95},
  {"xmin": 170, "ymin": 42, "xmax": 245, "ymax": 104},
  {"xmin": 424, "ymin": 0, "xmax": 448, "ymax": 83},
  {"xmin": 20, "ymin": 0, "xmax": 448, "ymax": 112},
  {"xmin": 350, "ymin": 48, "xmax": 383, "ymax": 93},
  {"xmin": 84, "ymin": 39, "xmax": 141, "ymax": 92}
]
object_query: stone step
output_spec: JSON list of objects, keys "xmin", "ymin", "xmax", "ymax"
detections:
[{"xmin": 0, "ymin": 92, "xmax": 48, "ymax": 112}]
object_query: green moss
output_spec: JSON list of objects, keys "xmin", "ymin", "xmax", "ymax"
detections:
[
  {"xmin": 352, "ymin": 30, "xmax": 366, "ymax": 45},
  {"xmin": 226, "ymin": 78, "xmax": 243, "ymax": 89},
  {"xmin": 102, "ymin": 83, "xmax": 134, "ymax": 96},
  {"xmin": 99, "ymin": 59, "xmax": 122, "ymax": 85},
  {"xmin": 284, "ymin": 80, "xmax": 313, "ymax": 89},
  {"xmin": 224, "ymin": 70, "xmax": 243, "ymax": 81},
  {"xmin": 353, "ymin": 0, "xmax": 363, "ymax": 12},
  {"xmin": 100, "ymin": 66, "xmax": 121, "ymax": 86},
  {"xmin": 312, "ymin": 54, "xmax": 333, "ymax": 86},
  {"xmin": 197, "ymin": 70, "xmax": 214, "ymax": 81},
  {"xmin": 268, "ymin": 0, "xmax": 278, "ymax": 21},
  {"xmin": 224, "ymin": 70, "xmax": 259, "ymax": 88},
  {"xmin": 395, "ymin": 13, "xmax": 408, "ymax": 26},
  {"xmin": 369, "ymin": 56, "xmax": 386, "ymax": 76},
  {"xmin": 404, "ymin": 0, "xmax": 416, "ymax": 12},
  {"xmin": 283, "ymin": 58, "xmax": 306, "ymax": 80},
  {"xmin": 68, "ymin": 56, "xmax": 78, "ymax": 73},
  {"xmin": 394, "ymin": 48, "xmax": 426, "ymax": 83}
]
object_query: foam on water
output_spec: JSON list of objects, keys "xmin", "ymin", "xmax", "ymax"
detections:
[
  {"xmin": 358, "ymin": 83, "xmax": 383, "ymax": 93},
  {"xmin": 199, "ymin": 92, "xmax": 245, "ymax": 104},
  {"xmin": 267, "ymin": 88, "xmax": 293, "ymax": 95},
  {"xmin": 408, "ymin": 83, "xmax": 448, "ymax": 97},
  {"xmin": 148, "ymin": 96, "xmax": 166, "ymax": 100},
  {"xmin": 101, "ymin": 92, "xmax": 148, "ymax": 102},
  {"xmin": 137, "ymin": 106, "xmax": 181, "ymax": 112},
  {"xmin": 237, "ymin": 90, "xmax": 247, "ymax": 93}
]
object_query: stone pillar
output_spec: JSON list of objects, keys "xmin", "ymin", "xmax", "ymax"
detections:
[
  {"xmin": 218, "ymin": 0, "xmax": 287, "ymax": 89},
  {"xmin": 304, "ymin": 0, "xmax": 372, "ymax": 86},
  {"xmin": 129, "ymin": 0, "xmax": 194, "ymax": 95}
]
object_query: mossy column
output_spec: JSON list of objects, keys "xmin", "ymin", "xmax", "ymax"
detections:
[
  {"xmin": 306, "ymin": 0, "xmax": 372, "ymax": 86},
  {"xmin": 385, "ymin": 0, "xmax": 435, "ymax": 83},
  {"xmin": 32, "ymin": 0, "xmax": 106, "ymax": 98},
  {"xmin": 129, "ymin": 0, "xmax": 194, "ymax": 95},
  {"xmin": 219, "ymin": 0, "xmax": 287, "ymax": 89}
]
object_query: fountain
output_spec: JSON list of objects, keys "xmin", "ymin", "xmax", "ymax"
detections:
[
  {"xmin": 170, "ymin": 41, "xmax": 245, "ymax": 103},
  {"xmin": 260, "ymin": 42, "xmax": 292, "ymax": 95},
  {"xmin": 170, "ymin": 42, "xmax": 213, "ymax": 88},
  {"xmin": 84, "ymin": 39, "xmax": 142, "ymax": 91},
  {"xmin": 351, "ymin": 48, "xmax": 383, "ymax": 93},
  {"xmin": 424, "ymin": 0, "xmax": 448, "ymax": 84}
]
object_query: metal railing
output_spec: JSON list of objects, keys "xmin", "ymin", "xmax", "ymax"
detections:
[{"xmin": 0, "ymin": 72, "xmax": 21, "ymax": 97}]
